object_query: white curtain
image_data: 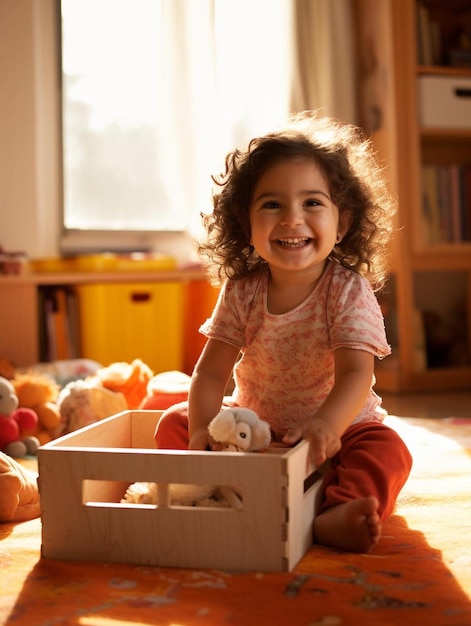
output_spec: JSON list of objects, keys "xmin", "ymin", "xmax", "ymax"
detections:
[
  {"xmin": 160, "ymin": 0, "xmax": 294, "ymax": 236},
  {"xmin": 291, "ymin": 0, "xmax": 357, "ymax": 123}
]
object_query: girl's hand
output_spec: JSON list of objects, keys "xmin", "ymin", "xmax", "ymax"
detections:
[
  {"xmin": 188, "ymin": 426, "xmax": 213, "ymax": 451},
  {"xmin": 188, "ymin": 426, "xmax": 224, "ymax": 451},
  {"xmin": 282, "ymin": 418, "xmax": 341, "ymax": 468}
]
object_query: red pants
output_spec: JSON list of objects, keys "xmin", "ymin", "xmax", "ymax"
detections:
[{"xmin": 154, "ymin": 402, "xmax": 412, "ymax": 521}]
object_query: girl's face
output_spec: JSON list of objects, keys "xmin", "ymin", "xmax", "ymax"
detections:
[{"xmin": 249, "ymin": 157, "xmax": 347, "ymax": 280}]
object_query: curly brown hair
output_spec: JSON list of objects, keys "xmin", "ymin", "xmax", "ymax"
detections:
[{"xmin": 198, "ymin": 111, "xmax": 396, "ymax": 292}]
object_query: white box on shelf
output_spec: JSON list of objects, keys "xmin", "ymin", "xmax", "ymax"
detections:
[
  {"xmin": 38, "ymin": 410, "xmax": 322, "ymax": 573},
  {"xmin": 418, "ymin": 75, "xmax": 471, "ymax": 129}
]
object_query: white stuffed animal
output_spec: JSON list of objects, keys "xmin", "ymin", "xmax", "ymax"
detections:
[
  {"xmin": 208, "ymin": 407, "xmax": 271, "ymax": 452},
  {"xmin": 122, "ymin": 481, "xmax": 220, "ymax": 507}
]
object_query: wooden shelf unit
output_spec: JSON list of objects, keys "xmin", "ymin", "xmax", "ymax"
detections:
[
  {"xmin": 355, "ymin": 0, "xmax": 471, "ymax": 392},
  {"xmin": 0, "ymin": 269, "xmax": 215, "ymax": 374}
]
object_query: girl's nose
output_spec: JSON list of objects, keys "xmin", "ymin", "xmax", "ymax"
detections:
[{"xmin": 280, "ymin": 205, "xmax": 304, "ymax": 226}]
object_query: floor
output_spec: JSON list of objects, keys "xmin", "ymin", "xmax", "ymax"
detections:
[{"xmin": 380, "ymin": 390, "xmax": 471, "ymax": 420}]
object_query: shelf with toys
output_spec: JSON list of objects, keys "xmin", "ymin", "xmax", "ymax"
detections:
[
  {"xmin": 355, "ymin": 0, "xmax": 471, "ymax": 391},
  {"xmin": 0, "ymin": 255, "xmax": 218, "ymax": 376}
]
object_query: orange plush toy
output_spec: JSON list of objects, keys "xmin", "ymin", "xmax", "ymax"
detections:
[
  {"xmin": 94, "ymin": 359, "xmax": 153, "ymax": 409},
  {"xmin": 12, "ymin": 373, "xmax": 61, "ymax": 445}
]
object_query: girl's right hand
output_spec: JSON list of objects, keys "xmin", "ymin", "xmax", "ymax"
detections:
[{"xmin": 283, "ymin": 417, "xmax": 341, "ymax": 467}]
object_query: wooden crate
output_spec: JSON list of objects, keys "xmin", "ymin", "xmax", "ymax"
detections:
[{"xmin": 38, "ymin": 410, "xmax": 322, "ymax": 572}]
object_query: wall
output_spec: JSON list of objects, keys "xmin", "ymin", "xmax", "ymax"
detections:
[{"xmin": 0, "ymin": 0, "xmax": 60, "ymax": 259}]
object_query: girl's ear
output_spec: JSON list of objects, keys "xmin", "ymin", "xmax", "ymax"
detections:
[{"xmin": 337, "ymin": 209, "xmax": 353, "ymax": 242}]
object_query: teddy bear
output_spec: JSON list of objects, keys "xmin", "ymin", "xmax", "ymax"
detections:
[
  {"xmin": 56, "ymin": 378, "xmax": 127, "ymax": 436},
  {"xmin": 122, "ymin": 407, "xmax": 271, "ymax": 507},
  {"xmin": 54, "ymin": 359, "xmax": 154, "ymax": 435},
  {"xmin": 12, "ymin": 373, "xmax": 61, "ymax": 446},
  {"xmin": 0, "ymin": 376, "xmax": 40, "ymax": 458}
]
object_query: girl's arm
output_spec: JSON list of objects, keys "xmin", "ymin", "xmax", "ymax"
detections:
[
  {"xmin": 188, "ymin": 337, "xmax": 241, "ymax": 449},
  {"xmin": 283, "ymin": 347, "xmax": 375, "ymax": 466}
]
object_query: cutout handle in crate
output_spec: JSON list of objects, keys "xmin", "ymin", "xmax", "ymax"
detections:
[{"xmin": 38, "ymin": 411, "xmax": 322, "ymax": 572}]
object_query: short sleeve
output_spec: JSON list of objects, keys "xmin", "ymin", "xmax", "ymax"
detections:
[
  {"xmin": 199, "ymin": 279, "xmax": 246, "ymax": 349},
  {"xmin": 328, "ymin": 270, "xmax": 391, "ymax": 359}
]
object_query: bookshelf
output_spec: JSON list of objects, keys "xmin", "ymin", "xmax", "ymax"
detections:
[
  {"xmin": 354, "ymin": 0, "xmax": 471, "ymax": 392},
  {"xmin": 0, "ymin": 269, "xmax": 217, "ymax": 375}
]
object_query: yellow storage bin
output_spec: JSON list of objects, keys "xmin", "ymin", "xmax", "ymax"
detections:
[{"xmin": 75, "ymin": 282, "xmax": 184, "ymax": 373}]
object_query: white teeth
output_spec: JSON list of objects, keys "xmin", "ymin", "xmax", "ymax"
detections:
[{"xmin": 278, "ymin": 237, "xmax": 309, "ymax": 247}]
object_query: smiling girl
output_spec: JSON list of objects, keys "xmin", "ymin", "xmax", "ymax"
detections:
[{"xmin": 155, "ymin": 111, "xmax": 412, "ymax": 554}]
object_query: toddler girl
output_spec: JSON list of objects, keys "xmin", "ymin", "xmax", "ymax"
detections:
[{"xmin": 155, "ymin": 111, "xmax": 412, "ymax": 553}]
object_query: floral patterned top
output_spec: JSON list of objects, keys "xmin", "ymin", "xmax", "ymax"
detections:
[{"xmin": 200, "ymin": 259, "xmax": 391, "ymax": 434}]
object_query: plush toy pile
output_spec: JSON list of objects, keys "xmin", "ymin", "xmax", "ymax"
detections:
[
  {"xmin": 56, "ymin": 361, "xmax": 191, "ymax": 436},
  {"xmin": 0, "ymin": 358, "xmax": 192, "ymax": 446},
  {"xmin": 1, "ymin": 356, "xmax": 263, "ymax": 523}
]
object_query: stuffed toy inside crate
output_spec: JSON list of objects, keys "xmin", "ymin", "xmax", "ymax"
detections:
[{"xmin": 38, "ymin": 410, "xmax": 322, "ymax": 572}]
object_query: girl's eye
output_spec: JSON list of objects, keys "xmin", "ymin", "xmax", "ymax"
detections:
[
  {"xmin": 262, "ymin": 201, "xmax": 280, "ymax": 209},
  {"xmin": 305, "ymin": 199, "xmax": 321, "ymax": 207}
]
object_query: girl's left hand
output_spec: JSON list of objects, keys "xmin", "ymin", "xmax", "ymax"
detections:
[{"xmin": 282, "ymin": 418, "xmax": 341, "ymax": 467}]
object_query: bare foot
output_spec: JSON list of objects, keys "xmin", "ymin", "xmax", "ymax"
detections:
[{"xmin": 313, "ymin": 496, "xmax": 381, "ymax": 553}]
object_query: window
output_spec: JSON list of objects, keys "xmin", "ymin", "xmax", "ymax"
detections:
[{"xmin": 60, "ymin": 0, "xmax": 294, "ymax": 253}]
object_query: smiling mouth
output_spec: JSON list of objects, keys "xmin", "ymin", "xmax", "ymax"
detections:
[{"xmin": 276, "ymin": 237, "xmax": 311, "ymax": 248}]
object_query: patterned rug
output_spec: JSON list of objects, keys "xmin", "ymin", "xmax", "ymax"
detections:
[{"xmin": 1, "ymin": 416, "xmax": 471, "ymax": 626}]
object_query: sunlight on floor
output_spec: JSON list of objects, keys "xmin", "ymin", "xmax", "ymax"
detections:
[
  {"xmin": 382, "ymin": 390, "xmax": 471, "ymax": 458},
  {"xmin": 386, "ymin": 415, "xmax": 466, "ymax": 453}
]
